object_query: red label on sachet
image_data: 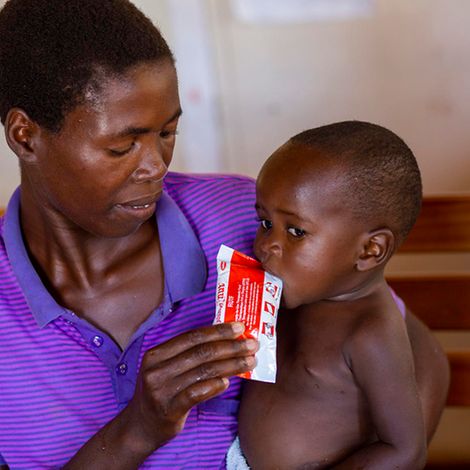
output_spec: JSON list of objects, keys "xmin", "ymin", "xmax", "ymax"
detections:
[{"xmin": 214, "ymin": 245, "xmax": 283, "ymax": 383}]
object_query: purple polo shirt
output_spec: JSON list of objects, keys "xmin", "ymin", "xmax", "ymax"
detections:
[{"xmin": 0, "ymin": 172, "xmax": 258, "ymax": 469}]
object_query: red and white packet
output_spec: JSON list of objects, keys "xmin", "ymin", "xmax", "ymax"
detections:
[{"xmin": 213, "ymin": 244, "xmax": 283, "ymax": 383}]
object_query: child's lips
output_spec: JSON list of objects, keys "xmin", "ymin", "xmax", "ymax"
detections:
[
  {"xmin": 262, "ymin": 264, "xmax": 283, "ymax": 282},
  {"xmin": 261, "ymin": 262, "xmax": 273, "ymax": 274},
  {"xmin": 257, "ymin": 253, "xmax": 283, "ymax": 282}
]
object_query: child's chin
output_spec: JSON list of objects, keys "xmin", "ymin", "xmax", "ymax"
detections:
[{"xmin": 280, "ymin": 296, "xmax": 298, "ymax": 311}]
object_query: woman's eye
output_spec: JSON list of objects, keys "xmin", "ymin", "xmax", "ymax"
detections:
[
  {"xmin": 109, "ymin": 142, "xmax": 135, "ymax": 156},
  {"xmin": 160, "ymin": 129, "xmax": 179, "ymax": 139},
  {"xmin": 287, "ymin": 227, "xmax": 305, "ymax": 238},
  {"xmin": 260, "ymin": 219, "xmax": 272, "ymax": 230}
]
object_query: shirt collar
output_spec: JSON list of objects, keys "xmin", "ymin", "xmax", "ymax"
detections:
[
  {"xmin": 3, "ymin": 187, "xmax": 207, "ymax": 328},
  {"xmin": 157, "ymin": 191, "xmax": 207, "ymax": 303}
]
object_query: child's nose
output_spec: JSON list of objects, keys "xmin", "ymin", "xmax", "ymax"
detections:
[{"xmin": 257, "ymin": 233, "xmax": 282, "ymax": 260}]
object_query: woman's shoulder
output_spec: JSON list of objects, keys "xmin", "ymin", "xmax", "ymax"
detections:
[
  {"xmin": 164, "ymin": 172, "xmax": 256, "ymax": 214},
  {"xmin": 164, "ymin": 171, "xmax": 255, "ymax": 192}
]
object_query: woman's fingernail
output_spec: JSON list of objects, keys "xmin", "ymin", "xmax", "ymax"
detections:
[
  {"xmin": 246, "ymin": 356, "xmax": 257, "ymax": 368},
  {"xmin": 245, "ymin": 339, "xmax": 258, "ymax": 351},
  {"xmin": 232, "ymin": 322, "xmax": 245, "ymax": 334}
]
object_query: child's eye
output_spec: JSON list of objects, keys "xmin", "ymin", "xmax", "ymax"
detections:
[
  {"xmin": 287, "ymin": 227, "xmax": 305, "ymax": 238},
  {"xmin": 260, "ymin": 219, "xmax": 272, "ymax": 230}
]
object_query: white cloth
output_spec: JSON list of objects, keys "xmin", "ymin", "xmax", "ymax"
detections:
[{"xmin": 226, "ymin": 436, "xmax": 251, "ymax": 470}]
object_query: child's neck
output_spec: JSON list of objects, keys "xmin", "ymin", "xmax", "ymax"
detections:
[{"xmin": 325, "ymin": 271, "xmax": 388, "ymax": 303}]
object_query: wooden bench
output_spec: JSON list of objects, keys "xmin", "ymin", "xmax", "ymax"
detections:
[{"xmin": 387, "ymin": 195, "xmax": 470, "ymax": 468}]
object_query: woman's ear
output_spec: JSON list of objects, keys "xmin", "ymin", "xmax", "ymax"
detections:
[
  {"xmin": 356, "ymin": 228, "xmax": 395, "ymax": 272},
  {"xmin": 4, "ymin": 108, "xmax": 40, "ymax": 163}
]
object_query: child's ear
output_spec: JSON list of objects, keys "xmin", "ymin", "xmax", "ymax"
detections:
[
  {"xmin": 4, "ymin": 108, "xmax": 40, "ymax": 163},
  {"xmin": 356, "ymin": 228, "xmax": 395, "ymax": 272}
]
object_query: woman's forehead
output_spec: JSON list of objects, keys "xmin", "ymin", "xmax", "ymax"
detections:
[
  {"xmin": 60, "ymin": 61, "xmax": 180, "ymax": 135},
  {"xmin": 87, "ymin": 60, "xmax": 178, "ymax": 107}
]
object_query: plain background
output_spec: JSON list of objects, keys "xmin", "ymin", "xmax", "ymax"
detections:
[{"xmin": 1, "ymin": 0, "xmax": 470, "ymax": 201}]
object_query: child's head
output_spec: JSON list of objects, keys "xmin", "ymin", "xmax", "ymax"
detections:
[{"xmin": 254, "ymin": 120, "xmax": 422, "ymax": 308}]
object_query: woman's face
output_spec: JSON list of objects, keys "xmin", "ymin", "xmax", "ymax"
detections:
[{"xmin": 26, "ymin": 60, "xmax": 181, "ymax": 238}]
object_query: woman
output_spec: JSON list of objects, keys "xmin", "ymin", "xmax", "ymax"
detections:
[{"xmin": 0, "ymin": 0, "xmax": 448, "ymax": 468}]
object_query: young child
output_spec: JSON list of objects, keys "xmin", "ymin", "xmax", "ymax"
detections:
[{"xmin": 230, "ymin": 121, "xmax": 427, "ymax": 469}]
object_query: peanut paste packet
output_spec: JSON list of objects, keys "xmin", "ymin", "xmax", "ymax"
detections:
[{"xmin": 213, "ymin": 244, "xmax": 283, "ymax": 383}]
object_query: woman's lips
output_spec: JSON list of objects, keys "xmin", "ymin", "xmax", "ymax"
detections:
[
  {"xmin": 126, "ymin": 201, "xmax": 153, "ymax": 209},
  {"xmin": 116, "ymin": 192, "xmax": 161, "ymax": 216}
]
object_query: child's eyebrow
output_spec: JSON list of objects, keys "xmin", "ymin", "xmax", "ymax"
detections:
[
  {"xmin": 277, "ymin": 209, "xmax": 312, "ymax": 224},
  {"xmin": 255, "ymin": 203, "xmax": 313, "ymax": 224}
]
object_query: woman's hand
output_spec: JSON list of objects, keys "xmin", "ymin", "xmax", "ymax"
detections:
[
  {"xmin": 125, "ymin": 321, "xmax": 257, "ymax": 453},
  {"xmin": 65, "ymin": 322, "xmax": 257, "ymax": 469}
]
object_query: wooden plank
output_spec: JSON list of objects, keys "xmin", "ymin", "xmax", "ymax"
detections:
[
  {"xmin": 446, "ymin": 350, "xmax": 470, "ymax": 407},
  {"xmin": 399, "ymin": 196, "xmax": 470, "ymax": 253},
  {"xmin": 387, "ymin": 277, "xmax": 470, "ymax": 329},
  {"xmin": 425, "ymin": 463, "xmax": 470, "ymax": 469}
]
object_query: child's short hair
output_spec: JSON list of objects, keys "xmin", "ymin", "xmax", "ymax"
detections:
[
  {"xmin": 0, "ymin": 0, "xmax": 174, "ymax": 132},
  {"xmin": 290, "ymin": 121, "xmax": 422, "ymax": 246}
]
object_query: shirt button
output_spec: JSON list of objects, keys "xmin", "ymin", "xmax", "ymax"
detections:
[
  {"xmin": 117, "ymin": 363, "xmax": 128, "ymax": 375},
  {"xmin": 91, "ymin": 335, "xmax": 104, "ymax": 347}
]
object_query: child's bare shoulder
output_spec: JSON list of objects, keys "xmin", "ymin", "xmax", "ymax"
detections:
[{"xmin": 342, "ymin": 297, "xmax": 409, "ymax": 365}]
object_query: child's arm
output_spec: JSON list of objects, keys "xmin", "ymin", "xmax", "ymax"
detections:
[{"xmin": 334, "ymin": 314, "xmax": 427, "ymax": 470}]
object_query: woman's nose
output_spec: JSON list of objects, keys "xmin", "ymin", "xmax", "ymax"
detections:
[{"xmin": 132, "ymin": 144, "xmax": 168, "ymax": 183}]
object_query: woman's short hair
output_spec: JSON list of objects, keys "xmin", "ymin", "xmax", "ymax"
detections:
[{"xmin": 0, "ymin": 0, "xmax": 174, "ymax": 132}]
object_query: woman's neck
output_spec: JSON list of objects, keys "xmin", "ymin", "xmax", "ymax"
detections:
[{"xmin": 19, "ymin": 183, "xmax": 156, "ymax": 290}]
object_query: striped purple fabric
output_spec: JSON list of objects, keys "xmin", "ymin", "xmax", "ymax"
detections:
[{"xmin": 0, "ymin": 172, "xmax": 258, "ymax": 469}]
